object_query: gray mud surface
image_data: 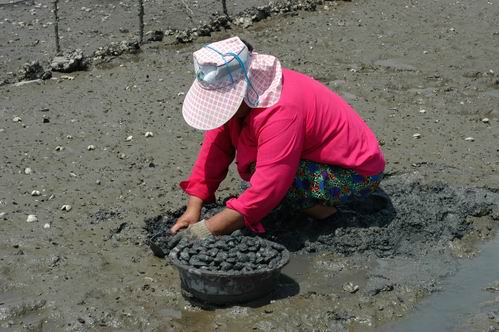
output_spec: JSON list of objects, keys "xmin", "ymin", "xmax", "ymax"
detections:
[{"xmin": 1, "ymin": 0, "xmax": 499, "ymax": 330}]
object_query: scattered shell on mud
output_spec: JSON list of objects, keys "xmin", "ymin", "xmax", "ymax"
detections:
[
  {"xmin": 26, "ymin": 214, "xmax": 38, "ymax": 223},
  {"xmin": 125, "ymin": 135, "xmax": 133, "ymax": 141},
  {"xmin": 87, "ymin": 144, "xmax": 95, "ymax": 151},
  {"xmin": 61, "ymin": 204, "xmax": 72, "ymax": 212},
  {"xmin": 43, "ymin": 223, "xmax": 51, "ymax": 229},
  {"xmin": 55, "ymin": 145, "xmax": 64, "ymax": 152},
  {"xmin": 145, "ymin": 131, "xmax": 154, "ymax": 138},
  {"xmin": 419, "ymin": 109, "xmax": 427, "ymax": 113},
  {"xmin": 412, "ymin": 133, "xmax": 421, "ymax": 139},
  {"xmin": 481, "ymin": 118, "xmax": 490, "ymax": 123},
  {"xmin": 12, "ymin": 116, "xmax": 22, "ymax": 122},
  {"xmin": 24, "ymin": 167, "xmax": 32, "ymax": 175},
  {"xmin": 343, "ymin": 282, "xmax": 360, "ymax": 293},
  {"xmin": 31, "ymin": 190, "xmax": 41, "ymax": 196},
  {"xmin": 464, "ymin": 137, "xmax": 475, "ymax": 142}
]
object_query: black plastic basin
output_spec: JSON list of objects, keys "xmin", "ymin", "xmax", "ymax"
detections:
[{"xmin": 168, "ymin": 240, "xmax": 290, "ymax": 305}]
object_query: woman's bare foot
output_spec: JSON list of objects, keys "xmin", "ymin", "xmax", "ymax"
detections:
[{"xmin": 302, "ymin": 205, "xmax": 337, "ymax": 220}]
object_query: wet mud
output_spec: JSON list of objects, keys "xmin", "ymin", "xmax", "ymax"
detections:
[
  {"xmin": 147, "ymin": 175, "xmax": 498, "ymax": 260},
  {"xmin": 1, "ymin": 0, "xmax": 498, "ymax": 330}
]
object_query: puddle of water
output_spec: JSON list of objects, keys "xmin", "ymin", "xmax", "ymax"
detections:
[{"xmin": 375, "ymin": 234, "xmax": 499, "ymax": 332}]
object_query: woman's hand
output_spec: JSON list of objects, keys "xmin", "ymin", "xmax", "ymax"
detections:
[{"xmin": 170, "ymin": 196, "xmax": 203, "ymax": 234}]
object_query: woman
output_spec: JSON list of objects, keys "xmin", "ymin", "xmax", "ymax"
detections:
[{"xmin": 170, "ymin": 36, "xmax": 384, "ymax": 240}]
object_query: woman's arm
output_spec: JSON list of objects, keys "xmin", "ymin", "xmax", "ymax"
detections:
[
  {"xmin": 226, "ymin": 110, "xmax": 304, "ymax": 232},
  {"xmin": 179, "ymin": 123, "xmax": 235, "ymax": 202},
  {"xmin": 205, "ymin": 208, "xmax": 244, "ymax": 235}
]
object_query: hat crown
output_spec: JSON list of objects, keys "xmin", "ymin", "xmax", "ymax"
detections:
[{"xmin": 193, "ymin": 37, "xmax": 247, "ymax": 67}]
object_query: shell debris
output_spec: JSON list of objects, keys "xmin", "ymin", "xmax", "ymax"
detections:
[
  {"xmin": 145, "ymin": 131, "xmax": 154, "ymax": 138},
  {"xmin": 27, "ymin": 214, "xmax": 38, "ymax": 222},
  {"xmin": 31, "ymin": 190, "xmax": 41, "ymax": 196},
  {"xmin": 61, "ymin": 204, "xmax": 72, "ymax": 212},
  {"xmin": 343, "ymin": 282, "xmax": 360, "ymax": 293}
]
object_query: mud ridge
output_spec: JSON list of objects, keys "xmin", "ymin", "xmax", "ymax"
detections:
[{"xmin": 145, "ymin": 174, "xmax": 499, "ymax": 258}]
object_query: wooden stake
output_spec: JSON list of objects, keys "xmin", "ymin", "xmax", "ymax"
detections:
[
  {"xmin": 221, "ymin": 0, "xmax": 228, "ymax": 17},
  {"xmin": 53, "ymin": 0, "xmax": 61, "ymax": 54},
  {"xmin": 138, "ymin": 0, "xmax": 144, "ymax": 43}
]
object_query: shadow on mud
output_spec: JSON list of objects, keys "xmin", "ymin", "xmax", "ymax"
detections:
[
  {"xmin": 182, "ymin": 273, "xmax": 300, "ymax": 310},
  {"xmin": 262, "ymin": 188, "xmax": 396, "ymax": 252}
]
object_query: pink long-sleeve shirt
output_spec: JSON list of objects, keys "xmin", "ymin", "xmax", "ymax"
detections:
[{"xmin": 180, "ymin": 68, "xmax": 385, "ymax": 232}]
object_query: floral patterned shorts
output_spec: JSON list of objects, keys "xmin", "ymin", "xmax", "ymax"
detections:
[{"xmin": 284, "ymin": 160, "xmax": 383, "ymax": 210}]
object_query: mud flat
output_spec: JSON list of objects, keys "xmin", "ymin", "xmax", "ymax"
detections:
[{"xmin": 1, "ymin": 0, "xmax": 498, "ymax": 329}]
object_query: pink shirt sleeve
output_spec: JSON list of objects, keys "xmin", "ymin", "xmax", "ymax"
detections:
[
  {"xmin": 226, "ymin": 108, "xmax": 304, "ymax": 232},
  {"xmin": 180, "ymin": 124, "xmax": 235, "ymax": 202}
]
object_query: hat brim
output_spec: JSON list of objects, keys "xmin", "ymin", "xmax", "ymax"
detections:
[{"xmin": 182, "ymin": 77, "xmax": 247, "ymax": 131}]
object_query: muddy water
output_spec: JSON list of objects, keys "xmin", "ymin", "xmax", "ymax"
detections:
[{"xmin": 377, "ymin": 234, "xmax": 499, "ymax": 332}]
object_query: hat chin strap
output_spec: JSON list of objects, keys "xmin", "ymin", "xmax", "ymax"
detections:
[{"xmin": 203, "ymin": 44, "xmax": 260, "ymax": 107}]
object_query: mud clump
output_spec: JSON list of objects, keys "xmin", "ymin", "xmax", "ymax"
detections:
[
  {"xmin": 93, "ymin": 40, "xmax": 141, "ymax": 58},
  {"xmin": 146, "ymin": 30, "xmax": 164, "ymax": 42},
  {"xmin": 17, "ymin": 61, "xmax": 52, "ymax": 81},
  {"xmin": 261, "ymin": 177, "xmax": 499, "ymax": 256},
  {"xmin": 172, "ymin": 235, "xmax": 285, "ymax": 273},
  {"xmin": 50, "ymin": 49, "xmax": 89, "ymax": 73}
]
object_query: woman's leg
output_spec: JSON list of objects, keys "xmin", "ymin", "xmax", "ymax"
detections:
[{"xmin": 302, "ymin": 205, "xmax": 337, "ymax": 220}]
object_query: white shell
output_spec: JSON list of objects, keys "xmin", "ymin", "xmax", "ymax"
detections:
[
  {"xmin": 464, "ymin": 137, "xmax": 475, "ymax": 142},
  {"xmin": 24, "ymin": 167, "xmax": 32, "ymax": 174},
  {"xmin": 343, "ymin": 282, "xmax": 360, "ymax": 293},
  {"xmin": 31, "ymin": 190, "xmax": 41, "ymax": 196},
  {"xmin": 482, "ymin": 118, "xmax": 490, "ymax": 123},
  {"xmin": 412, "ymin": 133, "xmax": 421, "ymax": 139},
  {"xmin": 55, "ymin": 145, "xmax": 64, "ymax": 151},
  {"xmin": 87, "ymin": 144, "xmax": 95, "ymax": 151},
  {"xmin": 125, "ymin": 135, "xmax": 133, "ymax": 141},
  {"xmin": 61, "ymin": 204, "xmax": 72, "ymax": 211},
  {"xmin": 144, "ymin": 131, "xmax": 154, "ymax": 138},
  {"xmin": 26, "ymin": 214, "xmax": 38, "ymax": 222},
  {"xmin": 43, "ymin": 223, "xmax": 51, "ymax": 229},
  {"xmin": 12, "ymin": 116, "xmax": 22, "ymax": 122}
]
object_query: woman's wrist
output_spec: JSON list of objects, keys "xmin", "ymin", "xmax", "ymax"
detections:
[{"xmin": 185, "ymin": 196, "xmax": 203, "ymax": 217}]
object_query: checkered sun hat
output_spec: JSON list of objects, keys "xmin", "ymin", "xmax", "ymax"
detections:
[{"xmin": 182, "ymin": 36, "xmax": 282, "ymax": 130}]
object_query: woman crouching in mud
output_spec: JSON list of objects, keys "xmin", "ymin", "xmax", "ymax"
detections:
[{"xmin": 171, "ymin": 36, "xmax": 385, "ymax": 239}]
